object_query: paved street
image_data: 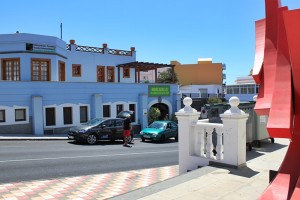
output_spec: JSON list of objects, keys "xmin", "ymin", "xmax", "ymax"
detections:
[{"xmin": 0, "ymin": 139, "xmax": 178, "ymax": 184}]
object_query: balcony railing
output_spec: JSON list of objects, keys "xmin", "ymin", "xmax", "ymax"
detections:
[{"xmin": 66, "ymin": 44, "xmax": 133, "ymax": 56}]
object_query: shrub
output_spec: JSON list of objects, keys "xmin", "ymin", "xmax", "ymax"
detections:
[{"xmin": 148, "ymin": 107, "xmax": 160, "ymax": 125}]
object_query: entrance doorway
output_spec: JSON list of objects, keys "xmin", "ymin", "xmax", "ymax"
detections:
[{"xmin": 151, "ymin": 103, "xmax": 169, "ymax": 120}]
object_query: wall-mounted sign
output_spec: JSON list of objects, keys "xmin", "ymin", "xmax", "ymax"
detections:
[
  {"xmin": 149, "ymin": 85, "xmax": 170, "ymax": 97},
  {"xmin": 26, "ymin": 43, "xmax": 56, "ymax": 53}
]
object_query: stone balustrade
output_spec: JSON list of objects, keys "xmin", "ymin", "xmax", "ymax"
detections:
[{"xmin": 176, "ymin": 96, "xmax": 249, "ymax": 174}]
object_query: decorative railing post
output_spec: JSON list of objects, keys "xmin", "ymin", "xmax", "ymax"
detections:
[
  {"xmin": 206, "ymin": 127, "xmax": 214, "ymax": 159},
  {"xmin": 175, "ymin": 97, "xmax": 200, "ymax": 174},
  {"xmin": 215, "ymin": 127, "xmax": 223, "ymax": 160},
  {"xmin": 220, "ymin": 96, "xmax": 249, "ymax": 167}
]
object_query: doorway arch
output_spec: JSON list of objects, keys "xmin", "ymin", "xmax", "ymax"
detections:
[
  {"xmin": 148, "ymin": 99, "xmax": 172, "ymax": 120},
  {"xmin": 151, "ymin": 103, "xmax": 169, "ymax": 120}
]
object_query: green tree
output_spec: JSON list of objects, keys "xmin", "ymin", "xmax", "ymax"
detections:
[
  {"xmin": 207, "ymin": 96, "xmax": 222, "ymax": 104},
  {"xmin": 148, "ymin": 107, "xmax": 160, "ymax": 125},
  {"xmin": 157, "ymin": 68, "xmax": 178, "ymax": 83}
]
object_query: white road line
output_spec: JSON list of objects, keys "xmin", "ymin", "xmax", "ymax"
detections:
[{"xmin": 0, "ymin": 150, "xmax": 178, "ymax": 163}]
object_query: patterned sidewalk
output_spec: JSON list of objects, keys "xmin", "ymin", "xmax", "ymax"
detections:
[{"xmin": 0, "ymin": 165, "xmax": 178, "ymax": 200}]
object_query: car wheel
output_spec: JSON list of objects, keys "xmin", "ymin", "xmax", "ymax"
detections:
[
  {"xmin": 86, "ymin": 134, "xmax": 97, "ymax": 145},
  {"xmin": 141, "ymin": 137, "xmax": 145, "ymax": 142}
]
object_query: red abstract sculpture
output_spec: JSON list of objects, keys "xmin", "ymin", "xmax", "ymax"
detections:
[{"xmin": 252, "ymin": 0, "xmax": 300, "ymax": 199}]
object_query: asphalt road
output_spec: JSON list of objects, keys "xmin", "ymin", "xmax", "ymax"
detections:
[{"xmin": 0, "ymin": 139, "xmax": 178, "ymax": 184}]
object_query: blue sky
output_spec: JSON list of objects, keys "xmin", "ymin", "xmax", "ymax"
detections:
[{"xmin": 1, "ymin": 0, "xmax": 300, "ymax": 84}]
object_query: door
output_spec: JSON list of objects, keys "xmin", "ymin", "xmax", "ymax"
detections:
[
  {"xmin": 59, "ymin": 61, "xmax": 66, "ymax": 81},
  {"xmin": 115, "ymin": 119, "xmax": 124, "ymax": 140},
  {"xmin": 96, "ymin": 119, "xmax": 114, "ymax": 140}
]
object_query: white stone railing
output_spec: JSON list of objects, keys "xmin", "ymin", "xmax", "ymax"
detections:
[
  {"xmin": 192, "ymin": 121, "xmax": 224, "ymax": 160},
  {"xmin": 176, "ymin": 97, "xmax": 249, "ymax": 174}
]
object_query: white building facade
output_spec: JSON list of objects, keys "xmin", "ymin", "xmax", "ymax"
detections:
[{"xmin": 225, "ymin": 76, "xmax": 260, "ymax": 102}]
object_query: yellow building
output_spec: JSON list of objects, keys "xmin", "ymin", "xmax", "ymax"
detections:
[
  {"xmin": 171, "ymin": 58, "xmax": 225, "ymax": 98},
  {"xmin": 172, "ymin": 58, "xmax": 224, "ymax": 86}
]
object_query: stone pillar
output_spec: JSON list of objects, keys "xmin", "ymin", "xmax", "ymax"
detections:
[
  {"xmin": 220, "ymin": 96, "xmax": 249, "ymax": 167},
  {"xmin": 176, "ymin": 97, "xmax": 200, "ymax": 174},
  {"xmin": 92, "ymin": 94, "xmax": 102, "ymax": 119},
  {"xmin": 69, "ymin": 39, "xmax": 77, "ymax": 51},
  {"xmin": 139, "ymin": 93, "xmax": 148, "ymax": 129},
  {"xmin": 32, "ymin": 96, "xmax": 44, "ymax": 136}
]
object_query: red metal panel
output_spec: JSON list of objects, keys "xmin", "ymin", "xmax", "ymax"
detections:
[
  {"xmin": 252, "ymin": 19, "xmax": 265, "ymax": 84},
  {"xmin": 254, "ymin": 0, "xmax": 281, "ymax": 116},
  {"xmin": 258, "ymin": 173, "xmax": 290, "ymax": 200},
  {"xmin": 267, "ymin": 6, "xmax": 293, "ymax": 139},
  {"xmin": 283, "ymin": 9, "xmax": 300, "ymax": 136},
  {"xmin": 290, "ymin": 178, "xmax": 300, "ymax": 200}
]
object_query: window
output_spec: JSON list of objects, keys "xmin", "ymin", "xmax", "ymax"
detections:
[
  {"xmin": 97, "ymin": 66, "xmax": 105, "ymax": 82},
  {"xmin": 103, "ymin": 105, "xmax": 111, "ymax": 118},
  {"xmin": 241, "ymin": 86, "xmax": 247, "ymax": 94},
  {"xmin": 123, "ymin": 68, "xmax": 130, "ymax": 78},
  {"xmin": 248, "ymin": 85, "xmax": 255, "ymax": 94},
  {"xmin": 59, "ymin": 61, "xmax": 66, "ymax": 81},
  {"xmin": 129, "ymin": 104, "xmax": 136, "ymax": 122},
  {"xmin": 0, "ymin": 110, "xmax": 5, "ymax": 122},
  {"xmin": 116, "ymin": 104, "xmax": 123, "ymax": 116},
  {"xmin": 103, "ymin": 119, "xmax": 113, "ymax": 127},
  {"xmin": 72, "ymin": 64, "xmax": 81, "ymax": 77},
  {"xmin": 2, "ymin": 58, "xmax": 20, "ymax": 81},
  {"xmin": 15, "ymin": 109, "xmax": 26, "ymax": 121},
  {"xmin": 232, "ymin": 86, "xmax": 239, "ymax": 94},
  {"xmin": 199, "ymin": 89, "xmax": 208, "ymax": 98},
  {"xmin": 107, "ymin": 66, "xmax": 115, "ymax": 82},
  {"xmin": 80, "ymin": 106, "xmax": 88, "ymax": 123},
  {"xmin": 227, "ymin": 86, "xmax": 233, "ymax": 94},
  {"xmin": 116, "ymin": 119, "xmax": 123, "ymax": 126},
  {"xmin": 63, "ymin": 107, "xmax": 73, "ymax": 125},
  {"xmin": 31, "ymin": 59, "xmax": 51, "ymax": 81},
  {"xmin": 45, "ymin": 107, "xmax": 56, "ymax": 126}
]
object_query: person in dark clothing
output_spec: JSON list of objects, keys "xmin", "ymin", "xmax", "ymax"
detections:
[{"xmin": 123, "ymin": 114, "xmax": 132, "ymax": 147}]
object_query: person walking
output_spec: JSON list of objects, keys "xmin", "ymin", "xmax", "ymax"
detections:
[{"xmin": 123, "ymin": 114, "xmax": 132, "ymax": 148}]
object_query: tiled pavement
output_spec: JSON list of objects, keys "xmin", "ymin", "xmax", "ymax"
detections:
[{"xmin": 0, "ymin": 165, "xmax": 178, "ymax": 200}]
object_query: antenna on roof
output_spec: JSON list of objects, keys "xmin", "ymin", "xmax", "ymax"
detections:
[{"xmin": 60, "ymin": 22, "xmax": 63, "ymax": 40}]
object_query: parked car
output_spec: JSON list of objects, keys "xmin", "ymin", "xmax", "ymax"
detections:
[
  {"xmin": 68, "ymin": 117, "xmax": 134, "ymax": 145},
  {"xmin": 140, "ymin": 121, "xmax": 178, "ymax": 142}
]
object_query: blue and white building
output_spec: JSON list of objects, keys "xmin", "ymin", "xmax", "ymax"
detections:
[
  {"xmin": 225, "ymin": 76, "xmax": 259, "ymax": 102},
  {"xmin": 0, "ymin": 33, "xmax": 180, "ymax": 135}
]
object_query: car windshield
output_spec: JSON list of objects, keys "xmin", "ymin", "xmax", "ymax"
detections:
[
  {"xmin": 149, "ymin": 122, "xmax": 165, "ymax": 129},
  {"xmin": 84, "ymin": 118, "xmax": 103, "ymax": 126}
]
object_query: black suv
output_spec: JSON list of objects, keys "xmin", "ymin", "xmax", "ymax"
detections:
[{"xmin": 68, "ymin": 113, "xmax": 134, "ymax": 145}]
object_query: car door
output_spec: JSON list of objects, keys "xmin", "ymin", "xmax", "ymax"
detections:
[
  {"xmin": 165, "ymin": 122, "xmax": 173, "ymax": 139},
  {"xmin": 97, "ymin": 119, "xmax": 114, "ymax": 140},
  {"xmin": 115, "ymin": 119, "xmax": 124, "ymax": 140},
  {"xmin": 170, "ymin": 122, "xmax": 178, "ymax": 137}
]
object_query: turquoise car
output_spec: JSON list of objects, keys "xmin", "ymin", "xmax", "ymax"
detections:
[{"xmin": 140, "ymin": 121, "xmax": 178, "ymax": 142}]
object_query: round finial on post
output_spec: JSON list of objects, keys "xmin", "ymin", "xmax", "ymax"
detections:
[
  {"xmin": 182, "ymin": 97, "xmax": 196, "ymax": 112},
  {"xmin": 229, "ymin": 96, "xmax": 240, "ymax": 108},
  {"xmin": 224, "ymin": 96, "xmax": 244, "ymax": 114},
  {"xmin": 183, "ymin": 97, "xmax": 192, "ymax": 107}
]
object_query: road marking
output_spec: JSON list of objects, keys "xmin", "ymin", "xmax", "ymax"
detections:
[{"xmin": 0, "ymin": 150, "xmax": 178, "ymax": 163}]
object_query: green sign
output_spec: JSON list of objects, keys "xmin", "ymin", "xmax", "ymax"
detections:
[{"xmin": 149, "ymin": 85, "xmax": 170, "ymax": 97}]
